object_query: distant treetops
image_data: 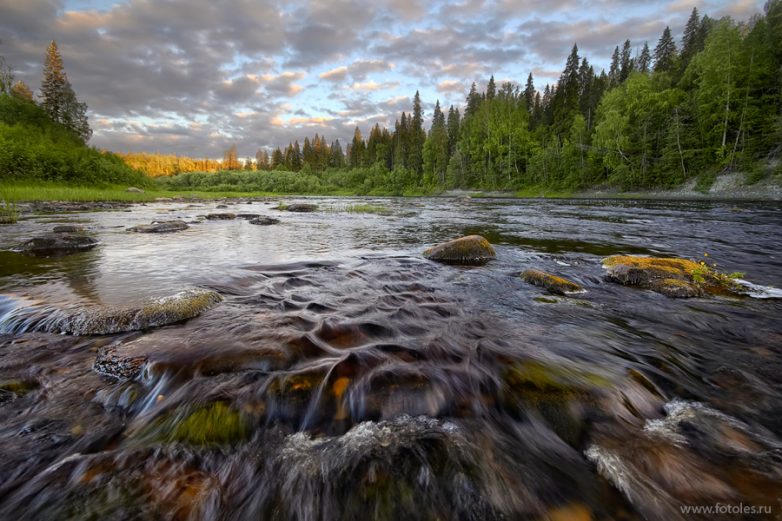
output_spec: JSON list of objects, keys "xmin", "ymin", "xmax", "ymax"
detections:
[{"xmin": 0, "ymin": 40, "xmax": 91, "ymax": 143}]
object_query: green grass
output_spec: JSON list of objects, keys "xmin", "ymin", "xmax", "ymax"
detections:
[
  {"xmin": 513, "ymin": 186, "xmax": 575, "ymax": 198},
  {"xmin": 340, "ymin": 203, "xmax": 392, "ymax": 215},
  {"xmin": 0, "ymin": 183, "xmax": 279, "ymax": 203},
  {"xmin": 0, "ymin": 200, "xmax": 19, "ymax": 224}
]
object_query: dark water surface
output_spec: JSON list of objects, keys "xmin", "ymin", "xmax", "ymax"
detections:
[{"xmin": 0, "ymin": 197, "xmax": 780, "ymax": 520}]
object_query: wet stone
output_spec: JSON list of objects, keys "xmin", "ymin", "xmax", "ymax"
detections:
[
  {"xmin": 51, "ymin": 224, "xmax": 84, "ymax": 233},
  {"xmin": 521, "ymin": 269, "xmax": 584, "ymax": 295},
  {"xmin": 205, "ymin": 213, "xmax": 237, "ymax": 220},
  {"xmin": 94, "ymin": 347, "xmax": 148, "ymax": 380},
  {"xmin": 250, "ymin": 216, "xmax": 280, "ymax": 225},
  {"xmin": 280, "ymin": 203, "xmax": 317, "ymax": 212},
  {"xmin": 423, "ymin": 235, "xmax": 496, "ymax": 266},
  {"xmin": 128, "ymin": 220, "xmax": 189, "ymax": 233},
  {"xmin": 17, "ymin": 233, "xmax": 98, "ymax": 256}
]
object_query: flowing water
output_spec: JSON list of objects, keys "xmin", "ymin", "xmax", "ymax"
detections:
[{"xmin": 0, "ymin": 197, "xmax": 780, "ymax": 520}]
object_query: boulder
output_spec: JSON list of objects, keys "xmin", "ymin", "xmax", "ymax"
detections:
[
  {"xmin": 128, "ymin": 220, "xmax": 189, "ymax": 233},
  {"xmin": 423, "ymin": 235, "xmax": 496, "ymax": 265},
  {"xmin": 521, "ymin": 269, "xmax": 584, "ymax": 295},
  {"xmin": 602, "ymin": 255, "xmax": 744, "ymax": 298},
  {"xmin": 237, "ymin": 213, "xmax": 261, "ymax": 219},
  {"xmin": 52, "ymin": 224, "xmax": 84, "ymax": 233},
  {"xmin": 205, "ymin": 213, "xmax": 236, "ymax": 220},
  {"xmin": 63, "ymin": 288, "xmax": 223, "ymax": 335},
  {"xmin": 126, "ymin": 187, "xmax": 144, "ymax": 193},
  {"xmin": 280, "ymin": 203, "xmax": 317, "ymax": 212},
  {"xmin": 17, "ymin": 233, "xmax": 98, "ymax": 256},
  {"xmin": 249, "ymin": 216, "xmax": 280, "ymax": 226},
  {"xmin": 94, "ymin": 347, "xmax": 148, "ymax": 380}
]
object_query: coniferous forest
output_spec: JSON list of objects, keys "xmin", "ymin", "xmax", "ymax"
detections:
[{"xmin": 1, "ymin": 4, "xmax": 781, "ymax": 195}]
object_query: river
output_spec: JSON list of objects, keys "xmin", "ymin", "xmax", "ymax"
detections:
[{"xmin": 0, "ymin": 197, "xmax": 780, "ymax": 520}]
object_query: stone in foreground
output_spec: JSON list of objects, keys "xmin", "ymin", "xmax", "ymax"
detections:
[
  {"xmin": 250, "ymin": 216, "xmax": 280, "ymax": 225},
  {"xmin": 65, "ymin": 288, "xmax": 223, "ymax": 335},
  {"xmin": 18, "ymin": 233, "xmax": 98, "ymax": 256},
  {"xmin": 602, "ymin": 255, "xmax": 744, "ymax": 298},
  {"xmin": 521, "ymin": 269, "xmax": 584, "ymax": 295},
  {"xmin": 52, "ymin": 224, "xmax": 84, "ymax": 233},
  {"xmin": 423, "ymin": 235, "xmax": 496, "ymax": 265},
  {"xmin": 128, "ymin": 220, "xmax": 189, "ymax": 233}
]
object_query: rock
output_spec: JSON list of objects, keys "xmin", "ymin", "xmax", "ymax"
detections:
[
  {"xmin": 602, "ymin": 255, "xmax": 744, "ymax": 298},
  {"xmin": 52, "ymin": 224, "xmax": 84, "ymax": 233},
  {"xmin": 249, "ymin": 216, "xmax": 280, "ymax": 225},
  {"xmin": 63, "ymin": 289, "xmax": 222, "ymax": 335},
  {"xmin": 236, "ymin": 213, "xmax": 261, "ymax": 219},
  {"xmin": 205, "ymin": 213, "xmax": 236, "ymax": 220},
  {"xmin": 94, "ymin": 347, "xmax": 148, "ymax": 380},
  {"xmin": 126, "ymin": 187, "xmax": 144, "ymax": 193},
  {"xmin": 128, "ymin": 220, "xmax": 189, "ymax": 233},
  {"xmin": 17, "ymin": 233, "xmax": 98, "ymax": 256},
  {"xmin": 423, "ymin": 235, "xmax": 496, "ymax": 265},
  {"xmin": 216, "ymin": 204, "xmax": 228, "ymax": 209},
  {"xmin": 521, "ymin": 269, "xmax": 584, "ymax": 295},
  {"xmin": 279, "ymin": 203, "xmax": 317, "ymax": 212}
]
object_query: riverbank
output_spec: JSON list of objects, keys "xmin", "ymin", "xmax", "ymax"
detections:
[{"xmin": 2, "ymin": 170, "xmax": 781, "ymax": 205}]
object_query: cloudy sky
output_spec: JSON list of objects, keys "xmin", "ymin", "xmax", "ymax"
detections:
[{"xmin": 0, "ymin": 0, "xmax": 765, "ymax": 158}]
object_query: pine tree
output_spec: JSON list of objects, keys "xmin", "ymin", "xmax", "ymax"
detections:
[
  {"xmin": 447, "ymin": 105, "xmax": 460, "ymax": 155},
  {"xmin": 349, "ymin": 127, "xmax": 365, "ymax": 168},
  {"xmin": 465, "ymin": 82, "xmax": 481, "ymax": 117},
  {"xmin": 654, "ymin": 26, "xmax": 677, "ymax": 73},
  {"xmin": 408, "ymin": 91, "xmax": 425, "ymax": 177},
  {"xmin": 637, "ymin": 42, "xmax": 651, "ymax": 73},
  {"xmin": 10, "ymin": 80, "xmax": 33, "ymax": 101},
  {"xmin": 41, "ymin": 40, "xmax": 91, "ymax": 142},
  {"xmin": 619, "ymin": 39, "xmax": 633, "ymax": 82}
]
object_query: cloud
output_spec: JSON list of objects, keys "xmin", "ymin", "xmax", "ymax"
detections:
[{"xmin": 0, "ymin": 0, "xmax": 766, "ymax": 157}]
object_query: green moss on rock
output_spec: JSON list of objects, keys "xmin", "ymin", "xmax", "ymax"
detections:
[
  {"xmin": 603, "ymin": 255, "xmax": 745, "ymax": 298},
  {"xmin": 423, "ymin": 235, "xmax": 496, "ymax": 266}
]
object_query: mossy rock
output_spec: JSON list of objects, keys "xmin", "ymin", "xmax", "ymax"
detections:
[
  {"xmin": 148, "ymin": 402, "xmax": 250, "ymax": 446},
  {"xmin": 128, "ymin": 220, "xmax": 189, "ymax": 233},
  {"xmin": 602, "ymin": 255, "xmax": 745, "ymax": 298},
  {"xmin": 0, "ymin": 378, "xmax": 40, "ymax": 402},
  {"xmin": 521, "ymin": 269, "xmax": 584, "ymax": 295},
  {"xmin": 423, "ymin": 235, "xmax": 496, "ymax": 266},
  {"xmin": 63, "ymin": 288, "xmax": 222, "ymax": 335}
]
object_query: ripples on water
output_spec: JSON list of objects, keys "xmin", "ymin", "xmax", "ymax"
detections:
[{"xmin": 0, "ymin": 197, "xmax": 780, "ymax": 520}]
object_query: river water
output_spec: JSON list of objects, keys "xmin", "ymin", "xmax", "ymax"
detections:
[{"xmin": 0, "ymin": 197, "xmax": 780, "ymax": 520}]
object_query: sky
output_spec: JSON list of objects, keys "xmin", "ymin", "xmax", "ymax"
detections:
[{"xmin": 0, "ymin": 0, "xmax": 766, "ymax": 158}]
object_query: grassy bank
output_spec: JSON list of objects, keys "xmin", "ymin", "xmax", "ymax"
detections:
[{"xmin": 0, "ymin": 183, "xmax": 280, "ymax": 203}]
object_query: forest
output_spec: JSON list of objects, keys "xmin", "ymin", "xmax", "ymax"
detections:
[
  {"xmin": 155, "ymin": 4, "xmax": 781, "ymax": 195},
  {"xmin": 1, "ymin": 4, "xmax": 781, "ymax": 196}
]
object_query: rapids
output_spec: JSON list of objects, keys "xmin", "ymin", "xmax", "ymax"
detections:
[{"xmin": 0, "ymin": 197, "xmax": 780, "ymax": 520}]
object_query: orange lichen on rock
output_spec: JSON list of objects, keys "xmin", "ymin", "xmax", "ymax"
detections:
[
  {"xmin": 521, "ymin": 269, "xmax": 584, "ymax": 295},
  {"xmin": 602, "ymin": 255, "xmax": 743, "ymax": 298}
]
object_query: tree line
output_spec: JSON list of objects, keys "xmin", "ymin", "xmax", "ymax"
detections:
[{"xmin": 197, "ymin": 3, "xmax": 780, "ymax": 193}]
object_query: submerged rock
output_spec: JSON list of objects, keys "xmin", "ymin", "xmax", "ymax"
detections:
[
  {"xmin": 128, "ymin": 220, "xmax": 189, "ymax": 233},
  {"xmin": 249, "ymin": 216, "xmax": 280, "ymax": 226},
  {"xmin": 64, "ymin": 289, "xmax": 222, "ymax": 335},
  {"xmin": 521, "ymin": 269, "xmax": 584, "ymax": 295},
  {"xmin": 602, "ymin": 255, "xmax": 745, "ymax": 298},
  {"xmin": 205, "ymin": 213, "xmax": 236, "ymax": 220},
  {"xmin": 423, "ymin": 235, "xmax": 496, "ymax": 265},
  {"xmin": 94, "ymin": 347, "xmax": 148, "ymax": 380},
  {"xmin": 52, "ymin": 224, "xmax": 84, "ymax": 233},
  {"xmin": 236, "ymin": 213, "xmax": 261, "ymax": 219},
  {"xmin": 17, "ymin": 233, "xmax": 98, "ymax": 256},
  {"xmin": 279, "ymin": 203, "xmax": 317, "ymax": 212},
  {"xmin": 0, "ymin": 289, "xmax": 222, "ymax": 336}
]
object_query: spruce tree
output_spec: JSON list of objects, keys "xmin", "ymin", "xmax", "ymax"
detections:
[
  {"xmin": 619, "ymin": 39, "xmax": 633, "ymax": 82},
  {"xmin": 653, "ymin": 26, "xmax": 677, "ymax": 73},
  {"xmin": 447, "ymin": 105, "xmax": 460, "ymax": 155},
  {"xmin": 680, "ymin": 7, "xmax": 702, "ymax": 68},
  {"xmin": 11, "ymin": 80, "xmax": 33, "ymax": 101},
  {"xmin": 523, "ymin": 73, "xmax": 535, "ymax": 113},
  {"xmin": 608, "ymin": 46, "xmax": 620, "ymax": 87},
  {"xmin": 486, "ymin": 75, "xmax": 496, "ymax": 100},
  {"xmin": 637, "ymin": 42, "xmax": 651, "ymax": 73},
  {"xmin": 41, "ymin": 40, "xmax": 91, "ymax": 142},
  {"xmin": 408, "ymin": 91, "xmax": 425, "ymax": 176}
]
